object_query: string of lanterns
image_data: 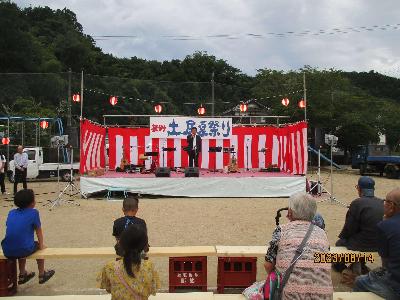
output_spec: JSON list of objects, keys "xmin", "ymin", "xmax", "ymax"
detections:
[
  {"xmin": 71, "ymin": 88, "xmax": 304, "ymax": 116},
  {"xmin": 281, "ymin": 97, "xmax": 306, "ymax": 108},
  {"xmin": 1, "ymin": 119, "xmax": 51, "ymax": 145}
]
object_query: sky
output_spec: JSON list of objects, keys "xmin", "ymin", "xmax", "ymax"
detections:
[{"xmin": 14, "ymin": 0, "xmax": 400, "ymax": 76}]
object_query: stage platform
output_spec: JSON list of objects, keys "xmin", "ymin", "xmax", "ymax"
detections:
[{"xmin": 80, "ymin": 170, "xmax": 306, "ymax": 198}]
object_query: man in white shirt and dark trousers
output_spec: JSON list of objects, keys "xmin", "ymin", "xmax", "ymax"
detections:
[
  {"xmin": 0, "ymin": 152, "xmax": 6, "ymax": 195},
  {"xmin": 13, "ymin": 145, "xmax": 28, "ymax": 195}
]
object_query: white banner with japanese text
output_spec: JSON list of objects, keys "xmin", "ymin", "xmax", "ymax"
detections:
[{"xmin": 150, "ymin": 117, "xmax": 232, "ymax": 139}]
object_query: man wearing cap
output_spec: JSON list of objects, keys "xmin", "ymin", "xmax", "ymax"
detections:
[
  {"xmin": 336, "ymin": 176, "xmax": 384, "ymax": 250},
  {"xmin": 354, "ymin": 188, "xmax": 400, "ymax": 299},
  {"xmin": 333, "ymin": 176, "xmax": 384, "ymax": 273}
]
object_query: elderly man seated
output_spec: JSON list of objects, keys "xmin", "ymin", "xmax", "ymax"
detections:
[
  {"xmin": 264, "ymin": 192, "xmax": 333, "ymax": 299},
  {"xmin": 333, "ymin": 176, "xmax": 384, "ymax": 273},
  {"xmin": 353, "ymin": 188, "xmax": 400, "ymax": 300}
]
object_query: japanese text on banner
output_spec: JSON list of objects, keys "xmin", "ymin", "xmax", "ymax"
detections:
[{"xmin": 150, "ymin": 117, "xmax": 232, "ymax": 139}]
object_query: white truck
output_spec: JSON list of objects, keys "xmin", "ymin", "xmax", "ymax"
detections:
[{"xmin": 7, "ymin": 147, "xmax": 80, "ymax": 182}]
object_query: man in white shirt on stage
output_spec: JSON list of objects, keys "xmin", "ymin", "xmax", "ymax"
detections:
[
  {"xmin": 187, "ymin": 127, "xmax": 202, "ymax": 167},
  {"xmin": 13, "ymin": 145, "xmax": 28, "ymax": 195}
]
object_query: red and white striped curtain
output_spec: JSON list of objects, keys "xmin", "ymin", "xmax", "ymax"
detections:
[
  {"xmin": 107, "ymin": 122, "xmax": 307, "ymax": 174},
  {"xmin": 79, "ymin": 119, "xmax": 106, "ymax": 174}
]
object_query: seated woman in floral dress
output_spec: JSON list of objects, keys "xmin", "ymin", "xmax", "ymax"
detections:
[{"xmin": 98, "ymin": 224, "xmax": 159, "ymax": 300}]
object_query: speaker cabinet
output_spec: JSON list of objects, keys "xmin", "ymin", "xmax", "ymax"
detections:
[
  {"xmin": 155, "ymin": 167, "xmax": 171, "ymax": 177},
  {"xmin": 184, "ymin": 167, "xmax": 199, "ymax": 177}
]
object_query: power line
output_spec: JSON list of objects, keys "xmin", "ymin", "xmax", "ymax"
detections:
[{"xmin": 92, "ymin": 22, "xmax": 400, "ymax": 41}]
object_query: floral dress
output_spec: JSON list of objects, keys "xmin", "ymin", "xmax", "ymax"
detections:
[{"xmin": 98, "ymin": 259, "xmax": 160, "ymax": 300}]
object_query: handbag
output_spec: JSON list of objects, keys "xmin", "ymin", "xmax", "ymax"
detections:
[
  {"xmin": 242, "ymin": 280, "xmax": 265, "ymax": 300},
  {"xmin": 242, "ymin": 271, "xmax": 281, "ymax": 300},
  {"xmin": 272, "ymin": 223, "xmax": 314, "ymax": 300},
  {"xmin": 264, "ymin": 270, "xmax": 281, "ymax": 299}
]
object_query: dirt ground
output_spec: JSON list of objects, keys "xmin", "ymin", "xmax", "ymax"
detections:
[{"xmin": 0, "ymin": 170, "xmax": 398, "ymax": 296}]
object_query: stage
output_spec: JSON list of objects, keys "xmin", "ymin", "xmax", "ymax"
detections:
[{"xmin": 80, "ymin": 170, "xmax": 306, "ymax": 198}]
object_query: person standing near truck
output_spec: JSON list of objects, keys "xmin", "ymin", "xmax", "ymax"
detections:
[
  {"xmin": 0, "ymin": 152, "xmax": 7, "ymax": 195},
  {"xmin": 14, "ymin": 145, "xmax": 28, "ymax": 195}
]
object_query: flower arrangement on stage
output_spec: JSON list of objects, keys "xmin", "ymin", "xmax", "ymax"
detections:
[{"xmin": 87, "ymin": 168, "xmax": 105, "ymax": 177}]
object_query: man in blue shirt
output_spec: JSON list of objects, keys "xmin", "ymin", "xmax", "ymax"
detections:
[{"xmin": 354, "ymin": 188, "xmax": 400, "ymax": 299}]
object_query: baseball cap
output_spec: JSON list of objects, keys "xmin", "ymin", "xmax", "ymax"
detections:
[{"xmin": 358, "ymin": 176, "xmax": 375, "ymax": 196}]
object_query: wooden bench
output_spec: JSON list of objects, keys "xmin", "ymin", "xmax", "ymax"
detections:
[
  {"xmin": 1, "ymin": 245, "xmax": 378, "ymax": 260},
  {"xmin": 0, "ymin": 292, "xmax": 384, "ymax": 299},
  {"xmin": 0, "ymin": 246, "xmax": 216, "ymax": 260},
  {"xmin": 216, "ymin": 246, "xmax": 377, "ymax": 257}
]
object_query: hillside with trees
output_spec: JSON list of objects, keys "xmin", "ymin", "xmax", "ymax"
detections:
[{"xmin": 0, "ymin": 1, "xmax": 400, "ymax": 155}]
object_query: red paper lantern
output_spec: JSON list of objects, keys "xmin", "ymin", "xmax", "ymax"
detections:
[
  {"xmin": 298, "ymin": 99, "xmax": 306, "ymax": 108},
  {"xmin": 197, "ymin": 105, "xmax": 206, "ymax": 115},
  {"xmin": 2, "ymin": 137, "xmax": 10, "ymax": 145},
  {"xmin": 281, "ymin": 98, "xmax": 290, "ymax": 107},
  {"xmin": 40, "ymin": 120, "xmax": 49, "ymax": 129},
  {"xmin": 239, "ymin": 103, "xmax": 248, "ymax": 112},
  {"xmin": 154, "ymin": 104, "xmax": 162, "ymax": 114},
  {"xmin": 72, "ymin": 94, "xmax": 80, "ymax": 102},
  {"xmin": 109, "ymin": 96, "xmax": 118, "ymax": 106}
]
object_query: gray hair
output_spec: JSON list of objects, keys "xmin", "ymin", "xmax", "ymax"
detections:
[{"xmin": 288, "ymin": 192, "xmax": 317, "ymax": 221}]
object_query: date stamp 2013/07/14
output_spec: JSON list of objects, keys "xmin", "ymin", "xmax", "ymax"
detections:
[{"xmin": 314, "ymin": 252, "xmax": 375, "ymax": 263}]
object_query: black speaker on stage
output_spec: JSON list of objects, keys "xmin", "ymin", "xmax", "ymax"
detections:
[
  {"xmin": 155, "ymin": 167, "xmax": 171, "ymax": 177},
  {"xmin": 185, "ymin": 167, "xmax": 199, "ymax": 177}
]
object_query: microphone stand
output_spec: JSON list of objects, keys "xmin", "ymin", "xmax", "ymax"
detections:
[
  {"xmin": 162, "ymin": 141, "xmax": 166, "ymax": 167},
  {"xmin": 246, "ymin": 139, "xmax": 250, "ymax": 171}
]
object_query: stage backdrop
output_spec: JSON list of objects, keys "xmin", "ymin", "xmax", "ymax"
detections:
[
  {"xmin": 80, "ymin": 120, "xmax": 106, "ymax": 174},
  {"xmin": 107, "ymin": 122, "xmax": 308, "ymax": 174},
  {"xmin": 150, "ymin": 117, "xmax": 232, "ymax": 139}
]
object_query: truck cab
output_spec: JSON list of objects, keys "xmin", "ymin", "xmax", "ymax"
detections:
[
  {"xmin": 351, "ymin": 144, "xmax": 400, "ymax": 178},
  {"xmin": 351, "ymin": 144, "xmax": 390, "ymax": 169},
  {"xmin": 8, "ymin": 147, "xmax": 80, "ymax": 182}
]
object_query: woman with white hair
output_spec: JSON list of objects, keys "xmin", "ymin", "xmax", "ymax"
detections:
[{"xmin": 264, "ymin": 192, "xmax": 333, "ymax": 299}]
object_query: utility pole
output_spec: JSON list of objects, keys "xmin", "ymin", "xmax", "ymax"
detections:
[
  {"xmin": 303, "ymin": 72, "xmax": 307, "ymax": 122},
  {"xmin": 211, "ymin": 72, "xmax": 215, "ymax": 116},
  {"xmin": 7, "ymin": 118, "xmax": 9, "ymax": 165},
  {"xmin": 68, "ymin": 68, "xmax": 72, "ymax": 127},
  {"xmin": 80, "ymin": 70, "xmax": 84, "ymax": 120}
]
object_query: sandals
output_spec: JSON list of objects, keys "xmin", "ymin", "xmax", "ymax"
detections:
[
  {"xmin": 39, "ymin": 270, "xmax": 55, "ymax": 284},
  {"xmin": 18, "ymin": 271, "xmax": 35, "ymax": 284}
]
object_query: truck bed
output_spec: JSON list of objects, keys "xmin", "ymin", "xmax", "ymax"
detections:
[
  {"xmin": 38, "ymin": 163, "xmax": 80, "ymax": 171},
  {"xmin": 367, "ymin": 156, "xmax": 400, "ymax": 164}
]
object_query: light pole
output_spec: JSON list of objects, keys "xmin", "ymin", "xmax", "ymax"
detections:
[{"xmin": 68, "ymin": 68, "xmax": 72, "ymax": 127}]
